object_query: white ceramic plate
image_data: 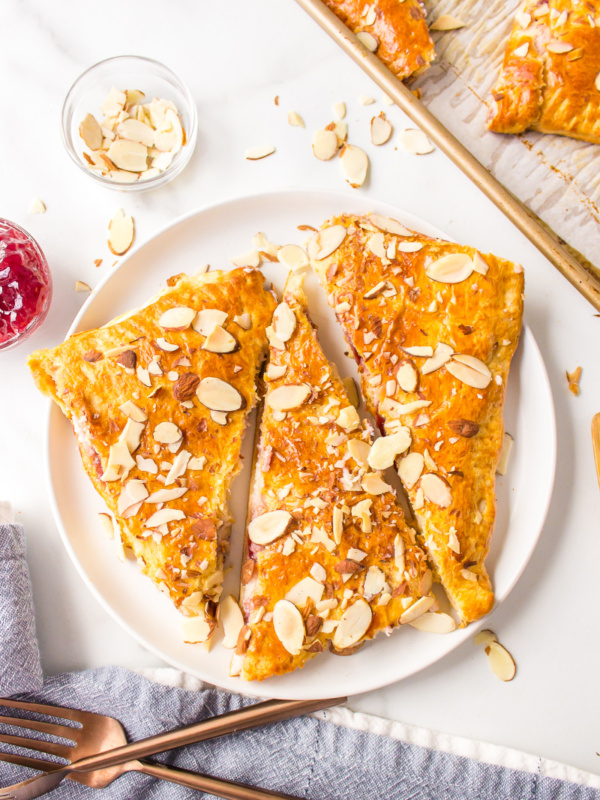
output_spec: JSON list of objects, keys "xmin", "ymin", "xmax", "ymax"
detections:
[{"xmin": 47, "ymin": 189, "xmax": 556, "ymax": 699}]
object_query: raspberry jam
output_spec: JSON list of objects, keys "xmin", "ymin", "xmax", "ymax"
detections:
[{"xmin": 0, "ymin": 219, "xmax": 52, "ymax": 350}]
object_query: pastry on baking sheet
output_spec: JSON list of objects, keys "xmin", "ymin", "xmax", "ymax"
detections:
[
  {"xmin": 232, "ymin": 272, "xmax": 433, "ymax": 682},
  {"xmin": 310, "ymin": 214, "xmax": 524, "ymax": 626},
  {"xmin": 323, "ymin": 0, "xmax": 435, "ymax": 80},
  {"xmin": 28, "ymin": 268, "xmax": 276, "ymax": 643},
  {"xmin": 488, "ymin": 1, "xmax": 600, "ymax": 143}
]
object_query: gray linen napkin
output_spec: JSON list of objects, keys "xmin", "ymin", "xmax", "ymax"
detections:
[{"xmin": 0, "ymin": 521, "xmax": 598, "ymax": 800}]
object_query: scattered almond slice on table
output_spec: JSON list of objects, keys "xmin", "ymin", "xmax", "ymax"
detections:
[
  {"xmin": 107, "ymin": 209, "xmax": 135, "ymax": 255},
  {"xmin": 288, "ymin": 111, "xmax": 305, "ymax": 128},
  {"xmin": 430, "ymin": 15, "xmax": 465, "ymax": 31},
  {"xmin": 398, "ymin": 129, "xmax": 435, "ymax": 155},
  {"xmin": 340, "ymin": 145, "xmax": 369, "ymax": 188},
  {"xmin": 75, "ymin": 281, "xmax": 91, "ymax": 293},
  {"xmin": 28, "ymin": 198, "xmax": 46, "ymax": 214},
  {"xmin": 567, "ymin": 366, "xmax": 582, "ymax": 395},
  {"xmin": 245, "ymin": 144, "xmax": 276, "ymax": 160},
  {"xmin": 474, "ymin": 629, "xmax": 516, "ymax": 681},
  {"xmin": 371, "ymin": 113, "xmax": 392, "ymax": 145}
]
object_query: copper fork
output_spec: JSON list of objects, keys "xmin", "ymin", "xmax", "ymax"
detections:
[{"xmin": 0, "ymin": 695, "xmax": 344, "ymax": 799}]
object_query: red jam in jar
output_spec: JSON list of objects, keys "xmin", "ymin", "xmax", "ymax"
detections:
[{"xmin": 0, "ymin": 219, "xmax": 52, "ymax": 350}]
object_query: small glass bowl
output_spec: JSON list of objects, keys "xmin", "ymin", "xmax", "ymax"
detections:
[
  {"xmin": 0, "ymin": 219, "xmax": 52, "ymax": 351},
  {"xmin": 61, "ymin": 55, "xmax": 198, "ymax": 192}
]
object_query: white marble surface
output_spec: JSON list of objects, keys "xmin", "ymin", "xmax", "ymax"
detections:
[{"xmin": 1, "ymin": 0, "xmax": 599, "ymax": 778}]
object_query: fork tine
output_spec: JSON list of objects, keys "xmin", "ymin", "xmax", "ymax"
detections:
[
  {"xmin": 0, "ymin": 715, "xmax": 78, "ymax": 742},
  {"xmin": 0, "ymin": 751, "xmax": 63, "ymax": 772},
  {"xmin": 0, "ymin": 734, "xmax": 72, "ymax": 759},
  {"xmin": 0, "ymin": 699, "xmax": 82, "ymax": 724}
]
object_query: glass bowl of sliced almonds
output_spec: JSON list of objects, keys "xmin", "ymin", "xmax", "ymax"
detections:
[{"xmin": 61, "ymin": 55, "xmax": 197, "ymax": 191}]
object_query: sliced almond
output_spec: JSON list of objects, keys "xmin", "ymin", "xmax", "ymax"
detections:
[
  {"xmin": 248, "ymin": 509, "xmax": 292, "ymax": 545},
  {"xmin": 430, "ymin": 15, "xmax": 465, "ymax": 30},
  {"xmin": 273, "ymin": 599, "xmax": 305, "ymax": 654},
  {"xmin": 401, "ymin": 345, "xmax": 433, "ymax": 357},
  {"xmin": 398, "ymin": 129, "xmax": 435, "ymax": 155},
  {"xmin": 396, "ymin": 241, "xmax": 423, "ymax": 253},
  {"xmin": 268, "ymin": 384, "xmax": 311, "ymax": 411},
  {"xmin": 98, "ymin": 512, "xmax": 115, "ymax": 539},
  {"xmin": 363, "ymin": 566, "xmax": 385, "ymax": 600},
  {"xmin": 546, "ymin": 40, "xmax": 573, "ymax": 53},
  {"xmin": 221, "ymin": 595, "xmax": 245, "ymax": 649},
  {"xmin": 368, "ymin": 429, "xmax": 411, "ymax": 470},
  {"xmin": 233, "ymin": 312, "xmax": 252, "ymax": 330},
  {"xmin": 158, "ymin": 306, "xmax": 196, "ymax": 331},
  {"xmin": 211, "ymin": 410, "xmax": 228, "ymax": 425},
  {"xmin": 400, "ymin": 596, "xmax": 435, "ymax": 624},
  {"xmin": 117, "ymin": 480, "xmax": 149, "ymax": 516},
  {"xmin": 343, "ymin": 376, "xmax": 359, "ymax": 408},
  {"xmin": 516, "ymin": 10, "xmax": 531, "ymax": 28},
  {"xmin": 116, "ymin": 118, "xmax": 155, "ymax": 147},
  {"xmin": 156, "ymin": 337, "xmax": 179, "ymax": 352},
  {"xmin": 285, "ymin": 576, "xmax": 324, "ymax": 607},
  {"xmin": 420, "ymin": 473, "xmax": 452, "ymax": 507},
  {"xmin": 368, "ymin": 232, "xmax": 386, "ymax": 259},
  {"xmin": 332, "ymin": 506, "xmax": 344, "ymax": 544},
  {"xmin": 145, "ymin": 486, "xmax": 188, "ymax": 503},
  {"xmin": 448, "ymin": 354, "xmax": 492, "ymax": 389},
  {"xmin": 108, "ymin": 209, "xmax": 134, "ymax": 256},
  {"xmin": 340, "ymin": 145, "xmax": 369, "ymax": 188},
  {"xmin": 513, "ymin": 42, "xmax": 530, "ymax": 58},
  {"xmin": 333, "ymin": 101, "xmax": 346, "ymax": 119},
  {"xmin": 153, "ymin": 421, "xmax": 182, "ymax": 444},
  {"xmin": 288, "ymin": 110, "xmax": 305, "ymax": 128},
  {"xmin": 28, "ymin": 197, "xmax": 46, "ymax": 215},
  {"xmin": 369, "ymin": 214, "xmax": 412, "ymax": 236},
  {"xmin": 486, "ymin": 641, "xmax": 516, "ymax": 681},
  {"xmin": 337, "ymin": 405, "xmax": 361, "ymax": 432},
  {"xmin": 231, "ymin": 250, "xmax": 260, "ymax": 268},
  {"xmin": 398, "ymin": 452, "xmax": 424, "ymax": 489},
  {"xmin": 421, "ymin": 343, "xmax": 454, "ymax": 375},
  {"xmin": 348, "ymin": 438, "xmax": 370, "ymax": 468},
  {"xmin": 202, "ymin": 325, "xmax": 238, "ymax": 353},
  {"xmin": 145, "ymin": 508, "xmax": 185, "ymax": 528},
  {"xmin": 119, "ymin": 400, "xmax": 148, "ymax": 423},
  {"xmin": 371, "ymin": 113, "xmax": 392, "ymax": 145},
  {"xmin": 307, "ymin": 225, "xmax": 347, "ymax": 260},
  {"xmin": 362, "ymin": 473, "xmax": 391, "ymax": 495},
  {"xmin": 333, "ymin": 598, "xmax": 372, "ymax": 649},
  {"xmin": 192, "ymin": 308, "xmax": 228, "ymax": 336},
  {"xmin": 75, "ymin": 280, "xmax": 91, "ymax": 292},
  {"xmin": 266, "ymin": 363, "xmax": 287, "ymax": 380},
  {"xmin": 107, "ymin": 139, "xmax": 148, "ymax": 172},
  {"xmin": 182, "ymin": 615, "xmax": 214, "ymax": 644},
  {"xmin": 79, "ymin": 113, "xmax": 103, "ymax": 150},
  {"xmin": 119, "ymin": 418, "xmax": 145, "ymax": 453},
  {"xmin": 397, "ymin": 361, "xmax": 419, "ymax": 392},
  {"xmin": 245, "ymin": 144, "xmax": 275, "ymax": 160},
  {"xmin": 313, "ymin": 129, "xmax": 338, "ymax": 161},
  {"xmin": 101, "ymin": 87, "xmax": 127, "ymax": 117},
  {"xmin": 496, "ymin": 432, "xmax": 514, "ymax": 476},
  {"xmin": 198, "ymin": 377, "xmax": 244, "ymax": 412},
  {"xmin": 426, "ymin": 253, "xmax": 473, "ymax": 283},
  {"xmin": 356, "ymin": 30, "xmax": 379, "ymax": 51},
  {"xmin": 272, "ymin": 302, "xmax": 296, "ymax": 342},
  {"xmin": 410, "ymin": 611, "xmax": 456, "ymax": 633},
  {"xmin": 277, "ymin": 244, "xmax": 309, "ymax": 272},
  {"xmin": 474, "ymin": 629, "xmax": 497, "ymax": 648}
]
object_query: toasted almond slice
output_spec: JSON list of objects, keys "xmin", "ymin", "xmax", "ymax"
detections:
[
  {"xmin": 285, "ymin": 576, "xmax": 324, "ymax": 607},
  {"xmin": 363, "ymin": 566, "xmax": 385, "ymax": 599},
  {"xmin": 119, "ymin": 400, "xmax": 148, "ymax": 423},
  {"xmin": 182, "ymin": 615, "xmax": 214, "ymax": 644},
  {"xmin": 101, "ymin": 87, "xmax": 127, "ymax": 118},
  {"xmin": 332, "ymin": 506, "xmax": 344, "ymax": 544},
  {"xmin": 430, "ymin": 15, "xmax": 465, "ymax": 30},
  {"xmin": 333, "ymin": 598, "xmax": 372, "ymax": 648},
  {"xmin": 474, "ymin": 629, "xmax": 497, "ymax": 648},
  {"xmin": 420, "ymin": 473, "xmax": 452, "ymax": 507},
  {"xmin": 361, "ymin": 473, "xmax": 391, "ymax": 495},
  {"xmin": 278, "ymin": 244, "xmax": 309, "ymax": 272},
  {"xmin": 79, "ymin": 113, "xmax": 103, "ymax": 150},
  {"xmin": 249, "ymin": 509, "xmax": 292, "ymax": 545},
  {"xmin": 288, "ymin": 110, "xmax": 305, "ymax": 128},
  {"xmin": 368, "ymin": 429, "xmax": 411, "ymax": 470},
  {"xmin": 396, "ymin": 241, "xmax": 423, "ymax": 253},
  {"xmin": 341, "ymin": 145, "xmax": 369, "ymax": 188},
  {"xmin": 233, "ymin": 312, "xmax": 252, "ymax": 330},
  {"xmin": 367, "ymin": 232, "xmax": 386, "ymax": 259},
  {"xmin": 452, "ymin": 353, "xmax": 492, "ymax": 378},
  {"xmin": 356, "ymin": 30, "xmax": 379, "ymax": 51},
  {"xmin": 371, "ymin": 113, "xmax": 392, "ymax": 145},
  {"xmin": 486, "ymin": 641, "xmax": 516, "ymax": 681},
  {"xmin": 348, "ymin": 438, "xmax": 371, "ymax": 468},
  {"xmin": 496, "ymin": 432, "xmax": 514, "ymax": 476},
  {"xmin": 333, "ymin": 101, "xmax": 346, "ymax": 119},
  {"xmin": 107, "ymin": 138, "xmax": 148, "ymax": 172},
  {"xmin": 313, "ymin": 129, "xmax": 338, "ymax": 161},
  {"xmin": 513, "ymin": 42, "xmax": 529, "ymax": 58},
  {"xmin": 596, "ymin": 71, "xmax": 600, "ymax": 91},
  {"xmin": 165, "ymin": 450, "xmax": 192, "ymax": 485},
  {"xmin": 116, "ymin": 118, "xmax": 155, "ymax": 147},
  {"xmin": 421, "ymin": 342, "xmax": 454, "ymax": 375},
  {"xmin": 211, "ymin": 410, "xmax": 228, "ymax": 425},
  {"xmin": 381, "ymin": 398, "xmax": 431, "ymax": 417},
  {"xmin": 363, "ymin": 279, "xmax": 393, "ymax": 299},
  {"xmin": 266, "ymin": 363, "xmax": 287, "ymax": 380},
  {"xmin": 516, "ymin": 10, "xmax": 531, "ymax": 28},
  {"xmin": 400, "ymin": 596, "xmax": 435, "ymax": 624},
  {"xmin": 272, "ymin": 302, "xmax": 296, "ymax": 342},
  {"xmin": 268, "ymin": 383, "xmax": 311, "ymax": 411},
  {"xmin": 145, "ymin": 486, "xmax": 188, "ymax": 503},
  {"xmin": 410, "ymin": 611, "xmax": 456, "ymax": 633},
  {"xmin": 369, "ymin": 214, "xmax": 412, "ymax": 236},
  {"xmin": 28, "ymin": 197, "xmax": 46, "ymax": 215},
  {"xmin": 307, "ymin": 225, "xmax": 347, "ymax": 260},
  {"xmin": 337, "ymin": 405, "xmax": 361, "ymax": 431},
  {"xmin": 75, "ymin": 280, "xmax": 91, "ymax": 292},
  {"xmin": 221, "ymin": 595, "xmax": 245, "ymax": 649},
  {"xmin": 343, "ymin": 376, "xmax": 360, "ymax": 408},
  {"xmin": 394, "ymin": 534, "xmax": 405, "ymax": 573},
  {"xmin": 98, "ymin": 512, "xmax": 115, "ymax": 538},
  {"xmin": 158, "ymin": 306, "xmax": 196, "ymax": 331},
  {"xmin": 273, "ymin": 599, "xmax": 305, "ymax": 654},
  {"xmin": 145, "ymin": 508, "xmax": 185, "ymax": 528},
  {"xmin": 546, "ymin": 40, "xmax": 573, "ymax": 53},
  {"xmin": 192, "ymin": 308, "xmax": 228, "ymax": 335},
  {"xmin": 202, "ymin": 325, "xmax": 238, "ymax": 353},
  {"xmin": 198, "ymin": 377, "xmax": 244, "ymax": 412},
  {"xmin": 117, "ymin": 480, "xmax": 149, "ymax": 516},
  {"xmin": 401, "ymin": 345, "xmax": 433, "ymax": 357},
  {"xmin": 156, "ymin": 337, "xmax": 179, "ymax": 352},
  {"xmin": 231, "ymin": 250, "xmax": 260, "ymax": 268},
  {"xmin": 245, "ymin": 144, "xmax": 275, "ymax": 160},
  {"xmin": 398, "ymin": 451, "xmax": 424, "ymax": 489},
  {"xmin": 426, "ymin": 253, "xmax": 473, "ymax": 283},
  {"xmin": 108, "ymin": 209, "xmax": 135, "ymax": 256},
  {"xmin": 154, "ymin": 421, "xmax": 182, "ymax": 444},
  {"xmin": 398, "ymin": 129, "xmax": 435, "ymax": 155},
  {"xmin": 397, "ymin": 361, "xmax": 419, "ymax": 392}
]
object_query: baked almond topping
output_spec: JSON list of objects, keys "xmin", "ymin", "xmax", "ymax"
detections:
[
  {"xmin": 248, "ymin": 509, "xmax": 293, "ymax": 545},
  {"xmin": 396, "ymin": 361, "xmax": 419, "ymax": 391},
  {"xmin": 158, "ymin": 306, "xmax": 196, "ymax": 331},
  {"xmin": 367, "ymin": 430, "xmax": 411, "ymax": 470},
  {"xmin": 426, "ymin": 253, "xmax": 474, "ymax": 284},
  {"xmin": 221, "ymin": 595, "xmax": 245, "ymax": 649},
  {"xmin": 400, "ymin": 596, "xmax": 434, "ymax": 624},
  {"xmin": 420, "ymin": 473, "xmax": 452, "ymax": 507},
  {"xmin": 447, "ymin": 354, "xmax": 492, "ymax": 389},
  {"xmin": 267, "ymin": 384, "xmax": 311, "ymax": 411},
  {"xmin": 197, "ymin": 377, "xmax": 244, "ymax": 412},
  {"xmin": 273, "ymin": 599, "xmax": 305, "ymax": 654},
  {"xmin": 409, "ymin": 612, "xmax": 456, "ymax": 633},
  {"xmin": 278, "ymin": 244, "xmax": 309, "ymax": 272},
  {"xmin": 356, "ymin": 30, "xmax": 379, "ymax": 51},
  {"xmin": 272, "ymin": 302, "xmax": 297, "ymax": 342},
  {"xmin": 192, "ymin": 308, "xmax": 228, "ymax": 335},
  {"xmin": 496, "ymin": 432, "xmax": 514, "ymax": 476},
  {"xmin": 333, "ymin": 598, "xmax": 372, "ymax": 648},
  {"xmin": 202, "ymin": 325, "xmax": 238, "ymax": 353},
  {"xmin": 153, "ymin": 421, "xmax": 182, "ymax": 444},
  {"xmin": 307, "ymin": 225, "xmax": 347, "ymax": 260},
  {"xmin": 368, "ymin": 215, "xmax": 412, "ymax": 236}
]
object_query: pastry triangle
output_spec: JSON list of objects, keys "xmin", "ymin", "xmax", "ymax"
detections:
[
  {"xmin": 29, "ymin": 268, "xmax": 276, "ymax": 643},
  {"xmin": 310, "ymin": 214, "xmax": 524, "ymax": 625},
  {"xmin": 233, "ymin": 273, "xmax": 432, "ymax": 682}
]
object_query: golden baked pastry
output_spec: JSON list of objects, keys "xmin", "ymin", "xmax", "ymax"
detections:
[
  {"xmin": 488, "ymin": 0, "xmax": 600, "ymax": 143},
  {"xmin": 310, "ymin": 214, "xmax": 524, "ymax": 625},
  {"xmin": 29, "ymin": 268, "xmax": 276, "ymax": 643},
  {"xmin": 324, "ymin": 0, "xmax": 435, "ymax": 79},
  {"xmin": 232, "ymin": 272, "xmax": 433, "ymax": 682}
]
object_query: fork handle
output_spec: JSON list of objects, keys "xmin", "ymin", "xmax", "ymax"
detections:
[{"xmin": 137, "ymin": 760, "xmax": 306, "ymax": 800}]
